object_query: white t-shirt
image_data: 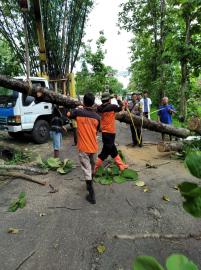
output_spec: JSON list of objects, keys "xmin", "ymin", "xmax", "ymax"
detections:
[{"xmin": 140, "ymin": 97, "xmax": 152, "ymax": 113}]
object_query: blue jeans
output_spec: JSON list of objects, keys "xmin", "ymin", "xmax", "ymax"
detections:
[{"xmin": 50, "ymin": 131, "xmax": 62, "ymax": 150}]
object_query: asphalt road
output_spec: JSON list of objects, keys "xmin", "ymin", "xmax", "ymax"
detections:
[{"xmin": 0, "ymin": 123, "xmax": 201, "ymax": 270}]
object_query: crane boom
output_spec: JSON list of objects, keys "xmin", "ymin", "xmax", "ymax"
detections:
[{"xmin": 33, "ymin": 0, "xmax": 47, "ymax": 75}]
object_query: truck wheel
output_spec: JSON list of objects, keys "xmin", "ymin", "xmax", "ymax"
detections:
[
  {"xmin": 8, "ymin": 131, "xmax": 24, "ymax": 139},
  {"xmin": 32, "ymin": 120, "xmax": 50, "ymax": 144}
]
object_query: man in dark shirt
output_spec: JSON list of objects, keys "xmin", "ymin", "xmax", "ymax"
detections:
[{"xmin": 94, "ymin": 92, "xmax": 128, "ymax": 173}]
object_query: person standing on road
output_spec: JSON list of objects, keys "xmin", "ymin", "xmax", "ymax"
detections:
[
  {"xmin": 50, "ymin": 105, "xmax": 67, "ymax": 158},
  {"xmin": 94, "ymin": 92, "xmax": 128, "ymax": 172},
  {"xmin": 158, "ymin": 96, "xmax": 176, "ymax": 141},
  {"xmin": 67, "ymin": 93, "xmax": 100, "ymax": 204},
  {"xmin": 140, "ymin": 91, "xmax": 152, "ymax": 119},
  {"xmin": 128, "ymin": 93, "xmax": 143, "ymax": 147}
]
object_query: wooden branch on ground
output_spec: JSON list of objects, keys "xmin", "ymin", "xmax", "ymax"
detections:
[
  {"xmin": 188, "ymin": 117, "xmax": 201, "ymax": 135},
  {"xmin": 157, "ymin": 141, "xmax": 184, "ymax": 152},
  {"xmin": 0, "ymin": 75, "xmax": 191, "ymax": 138},
  {"xmin": 114, "ymin": 232, "xmax": 201, "ymax": 241},
  {"xmin": 0, "ymin": 171, "xmax": 46, "ymax": 185},
  {"xmin": 15, "ymin": 250, "xmax": 36, "ymax": 270},
  {"xmin": 0, "ymin": 165, "xmax": 48, "ymax": 175}
]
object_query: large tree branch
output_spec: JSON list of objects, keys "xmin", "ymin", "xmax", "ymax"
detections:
[{"xmin": 0, "ymin": 75, "xmax": 191, "ymax": 138}]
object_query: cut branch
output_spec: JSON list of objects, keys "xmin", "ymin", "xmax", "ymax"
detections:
[
  {"xmin": 0, "ymin": 171, "xmax": 46, "ymax": 186},
  {"xmin": 0, "ymin": 165, "xmax": 48, "ymax": 175},
  {"xmin": 188, "ymin": 117, "xmax": 201, "ymax": 135},
  {"xmin": 0, "ymin": 75, "xmax": 191, "ymax": 138},
  {"xmin": 0, "ymin": 75, "xmax": 80, "ymax": 108},
  {"xmin": 157, "ymin": 142, "xmax": 184, "ymax": 152},
  {"xmin": 114, "ymin": 232, "xmax": 201, "ymax": 241},
  {"xmin": 116, "ymin": 112, "xmax": 190, "ymax": 138}
]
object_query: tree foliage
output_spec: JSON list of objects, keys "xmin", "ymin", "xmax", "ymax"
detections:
[
  {"xmin": 0, "ymin": 0, "xmax": 93, "ymax": 79},
  {"xmin": 0, "ymin": 37, "xmax": 22, "ymax": 75},
  {"xmin": 119, "ymin": 0, "xmax": 201, "ymax": 117},
  {"xmin": 76, "ymin": 32, "xmax": 124, "ymax": 94}
]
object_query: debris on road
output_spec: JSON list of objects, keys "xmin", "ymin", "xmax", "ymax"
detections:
[{"xmin": 8, "ymin": 192, "xmax": 26, "ymax": 212}]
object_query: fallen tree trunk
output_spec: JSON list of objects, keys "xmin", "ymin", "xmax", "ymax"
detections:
[
  {"xmin": 0, "ymin": 75, "xmax": 191, "ymax": 138},
  {"xmin": 188, "ymin": 117, "xmax": 201, "ymax": 135},
  {"xmin": 116, "ymin": 112, "xmax": 190, "ymax": 138},
  {"xmin": 157, "ymin": 141, "xmax": 184, "ymax": 152},
  {"xmin": 0, "ymin": 75, "xmax": 80, "ymax": 108}
]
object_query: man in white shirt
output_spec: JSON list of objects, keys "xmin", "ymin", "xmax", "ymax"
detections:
[{"xmin": 140, "ymin": 91, "xmax": 152, "ymax": 119}]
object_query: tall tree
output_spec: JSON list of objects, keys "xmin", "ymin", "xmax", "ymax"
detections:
[
  {"xmin": 0, "ymin": 0, "xmax": 93, "ymax": 79},
  {"xmin": 76, "ymin": 32, "xmax": 124, "ymax": 95}
]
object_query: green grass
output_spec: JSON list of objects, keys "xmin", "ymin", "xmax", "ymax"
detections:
[{"xmin": 150, "ymin": 107, "xmax": 187, "ymax": 128}]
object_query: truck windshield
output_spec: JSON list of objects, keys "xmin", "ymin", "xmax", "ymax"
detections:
[{"xmin": 0, "ymin": 87, "xmax": 18, "ymax": 107}]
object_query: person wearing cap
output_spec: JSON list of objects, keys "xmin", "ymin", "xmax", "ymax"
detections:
[{"xmin": 94, "ymin": 92, "xmax": 128, "ymax": 172}]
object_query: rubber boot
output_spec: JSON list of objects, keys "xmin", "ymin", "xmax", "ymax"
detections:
[
  {"xmin": 85, "ymin": 180, "xmax": 96, "ymax": 204},
  {"xmin": 94, "ymin": 157, "xmax": 103, "ymax": 174},
  {"xmin": 54, "ymin": 150, "xmax": 59, "ymax": 158},
  {"xmin": 114, "ymin": 155, "xmax": 128, "ymax": 171}
]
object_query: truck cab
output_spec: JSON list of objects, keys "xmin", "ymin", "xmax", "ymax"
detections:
[{"xmin": 0, "ymin": 76, "xmax": 52, "ymax": 143}]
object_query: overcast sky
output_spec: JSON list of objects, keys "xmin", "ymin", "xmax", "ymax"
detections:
[{"xmin": 84, "ymin": 0, "xmax": 132, "ymax": 73}]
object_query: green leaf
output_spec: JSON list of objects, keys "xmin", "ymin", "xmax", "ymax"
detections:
[
  {"xmin": 111, "ymin": 165, "xmax": 120, "ymax": 176},
  {"xmin": 179, "ymin": 182, "xmax": 201, "ymax": 198},
  {"xmin": 95, "ymin": 166, "xmax": 104, "ymax": 177},
  {"xmin": 8, "ymin": 192, "xmax": 26, "ymax": 212},
  {"xmin": 99, "ymin": 176, "xmax": 113, "ymax": 185},
  {"xmin": 113, "ymin": 176, "xmax": 127, "ymax": 184},
  {"xmin": 183, "ymin": 196, "xmax": 201, "ymax": 217},
  {"xmin": 121, "ymin": 169, "xmax": 138, "ymax": 181},
  {"xmin": 132, "ymin": 256, "xmax": 164, "ymax": 270},
  {"xmin": 46, "ymin": 158, "xmax": 61, "ymax": 169},
  {"xmin": 185, "ymin": 151, "xmax": 201, "ymax": 179},
  {"xmin": 166, "ymin": 254, "xmax": 198, "ymax": 270},
  {"xmin": 8, "ymin": 200, "xmax": 19, "ymax": 212},
  {"xmin": 57, "ymin": 167, "xmax": 66, "ymax": 174},
  {"xmin": 18, "ymin": 192, "xmax": 26, "ymax": 200}
]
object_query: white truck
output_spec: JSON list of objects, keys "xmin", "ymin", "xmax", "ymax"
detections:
[{"xmin": 0, "ymin": 76, "xmax": 53, "ymax": 144}]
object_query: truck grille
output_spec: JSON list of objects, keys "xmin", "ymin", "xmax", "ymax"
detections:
[{"xmin": 0, "ymin": 117, "xmax": 7, "ymax": 124}]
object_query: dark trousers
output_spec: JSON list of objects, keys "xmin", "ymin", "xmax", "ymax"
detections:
[
  {"xmin": 130, "ymin": 124, "xmax": 142, "ymax": 146},
  {"xmin": 99, "ymin": 133, "xmax": 118, "ymax": 160}
]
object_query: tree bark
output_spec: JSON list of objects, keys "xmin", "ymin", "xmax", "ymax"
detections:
[
  {"xmin": 0, "ymin": 75, "xmax": 191, "ymax": 138},
  {"xmin": 0, "ymin": 75, "xmax": 80, "ymax": 108},
  {"xmin": 0, "ymin": 171, "xmax": 46, "ymax": 185},
  {"xmin": 157, "ymin": 141, "xmax": 184, "ymax": 152},
  {"xmin": 179, "ymin": 15, "xmax": 191, "ymax": 119},
  {"xmin": 188, "ymin": 117, "xmax": 201, "ymax": 135},
  {"xmin": 115, "ymin": 112, "xmax": 190, "ymax": 138},
  {"xmin": 0, "ymin": 164, "xmax": 48, "ymax": 175}
]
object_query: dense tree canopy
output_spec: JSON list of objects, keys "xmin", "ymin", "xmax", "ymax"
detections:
[
  {"xmin": 76, "ymin": 32, "xmax": 124, "ymax": 95},
  {"xmin": 0, "ymin": 0, "xmax": 93, "ymax": 79},
  {"xmin": 119, "ymin": 0, "xmax": 201, "ymax": 118}
]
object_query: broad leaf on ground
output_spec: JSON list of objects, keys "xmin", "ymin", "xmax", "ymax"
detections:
[
  {"xmin": 183, "ymin": 196, "xmax": 201, "ymax": 217},
  {"xmin": 113, "ymin": 176, "xmax": 127, "ymax": 184},
  {"xmin": 99, "ymin": 176, "xmax": 113, "ymax": 185},
  {"xmin": 185, "ymin": 151, "xmax": 201, "ymax": 179},
  {"xmin": 132, "ymin": 256, "xmax": 164, "ymax": 270},
  {"xmin": 47, "ymin": 158, "xmax": 61, "ymax": 169},
  {"xmin": 121, "ymin": 169, "xmax": 138, "ymax": 181},
  {"xmin": 166, "ymin": 254, "xmax": 198, "ymax": 270},
  {"xmin": 96, "ymin": 166, "xmax": 104, "ymax": 177}
]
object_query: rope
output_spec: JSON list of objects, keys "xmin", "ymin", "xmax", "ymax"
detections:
[{"xmin": 126, "ymin": 107, "xmax": 143, "ymax": 145}]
